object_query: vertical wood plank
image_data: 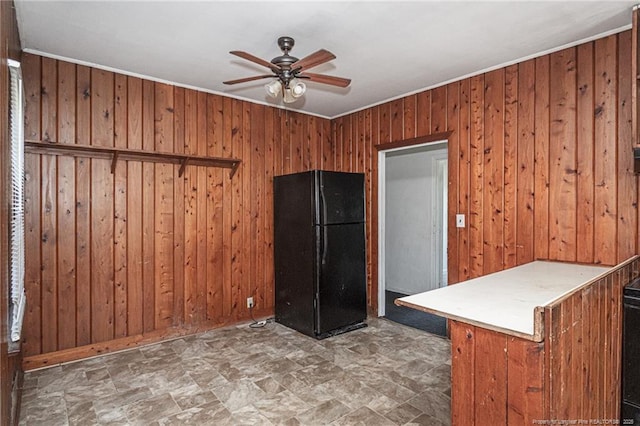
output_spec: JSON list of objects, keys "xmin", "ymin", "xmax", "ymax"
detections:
[
  {"xmin": 517, "ymin": 60, "xmax": 536, "ymax": 265},
  {"xmin": 321, "ymin": 113, "xmax": 334, "ymax": 171},
  {"xmin": 126, "ymin": 77, "xmax": 143, "ymax": 335},
  {"xmin": 610, "ymin": 271, "xmax": 623, "ymax": 419},
  {"xmin": 416, "ymin": 91, "xmax": 431, "ymax": 137},
  {"xmin": 208, "ymin": 94, "xmax": 224, "ymax": 322},
  {"xmin": 41, "ymin": 57, "xmax": 58, "ymax": 353},
  {"xmin": 483, "ymin": 69, "xmax": 505, "ymax": 275},
  {"xmin": 469, "ymin": 75, "xmax": 484, "ymax": 278},
  {"xmin": 342, "ymin": 116, "xmax": 353, "ymax": 171},
  {"xmin": 548, "ymin": 48, "xmax": 578, "ymax": 262},
  {"xmin": 141, "ymin": 79, "xmax": 155, "ymax": 332},
  {"xmin": 356, "ymin": 111, "xmax": 365, "ymax": 173},
  {"xmin": 195, "ymin": 92, "xmax": 207, "ymax": 321},
  {"xmin": 251, "ymin": 103, "xmax": 265, "ymax": 311},
  {"xmin": 474, "ymin": 327, "xmax": 507, "ymax": 425},
  {"xmin": 291, "ymin": 113, "xmax": 303, "ymax": 173},
  {"xmin": 57, "ymin": 61, "xmax": 77, "ymax": 349},
  {"xmin": 457, "ymin": 79, "xmax": 471, "ymax": 282},
  {"xmin": 363, "ymin": 109, "xmax": 373, "ymax": 303},
  {"xmin": 230, "ymin": 99, "xmax": 243, "ymax": 319},
  {"xmin": 570, "ymin": 293, "xmax": 584, "ymax": 420},
  {"xmin": 447, "ymin": 82, "xmax": 460, "ymax": 284},
  {"xmin": 576, "ymin": 43, "xmax": 595, "ymax": 264},
  {"xmin": 431, "ymin": 86, "xmax": 447, "ymax": 134},
  {"xmin": 75, "ymin": 65, "xmax": 91, "ymax": 346},
  {"xmin": 282, "ymin": 111, "xmax": 292, "ymax": 174},
  {"xmin": 503, "ymin": 65, "xmax": 518, "ymax": 269},
  {"xmin": 403, "ymin": 94, "xmax": 416, "ymax": 138},
  {"xmin": 264, "ymin": 107, "xmax": 275, "ymax": 311},
  {"xmin": 22, "ymin": 53, "xmax": 42, "ymax": 356},
  {"xmin": 370, "ymin": 106, "xmax": 380, "ymax": 311},
  {"xmin": 379, "ymin": 103, "xmax": 391, "ymax": 145},
  {"xmin": 90, "ymin": 69, "xmax": 115, "ymax": 343},
  {"xmin": 172, "ymin": 87, "xmax": 185, "ymax": 325},
  {"xmin": 451, "ymin": 321, "xmax": 475, "ymax": 425},
  {"xmin": 308, "ymin": 115, "xmax": 320, "ymax": 170},
  {"xmin": 593, "ymin": 35, "xmax": 618, "ymax": 266},
  {"xmin": 506, "ymin": 338, "xmax": 544, "ymax": 425},
  {"xmin": 113, "ymin": 73, "xmax": 128, "ymax": 338},
  {"xmin": 154, "ymin": 83, "xmax": 175, "ymax": 328},
  {"xmin": 390, "ymin": 99, "xmax": 403, "ymax": 141},
  {"xmin": 242, "ymin": 102, "xmax": 252, "ymax": 316},
  {"xmin": 334, "ymin": 118, "xmax": 344, "ymax": 171},
  {"xmin": 534, "ymin": 55, "xmax": 550, "ymax": 260},
  {"xmin": 183, "ymin": 89, "xmax": 198, "ymax": 324},
  {"xmin": 617, "ymin": 30, "xmax": 636, "ymax": 263},
  {"xmin": 222, "ymin": 97, "xmax": 234, "ymax": 318}
]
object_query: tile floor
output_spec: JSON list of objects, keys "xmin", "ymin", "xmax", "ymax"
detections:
[{"xmin": 19, "ymin": 317, "xmax": 451, "ymax": 425}]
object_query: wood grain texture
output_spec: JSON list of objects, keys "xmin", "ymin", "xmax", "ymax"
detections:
[
  {"xmin": 22, "ymin": 54, "xmax": 332, "ymax": 361},
  {"xmin": 22, "ymin": 29, "xmax": 639, "ymax": 365},
  {"xmin": 548, "ymin": 48, "xmax": 577, "ymax": 262},
  {"xmin": 593, "ymin": 35, "xmax": 618, "ymax": 266},
  {"xmin": 450, "ymin": 321, "xmax": 475, "ymax": 425},
  {"xmin": 516, "ymin": 60, "xmax": 536, "ymax": 266},
  {"xmin": 449, "ymin": 257, "xmax": 638, "ymax": 425}
]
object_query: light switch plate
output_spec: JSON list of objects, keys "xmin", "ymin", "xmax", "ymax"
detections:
[{"xmin": 456, "ymin": 214, "xmax": 465, "ymax": 228}]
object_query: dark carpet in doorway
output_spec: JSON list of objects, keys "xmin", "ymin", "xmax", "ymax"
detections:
[{"xmin": 385, "ymin": 290, "xmax": 447, "ymax": 337}]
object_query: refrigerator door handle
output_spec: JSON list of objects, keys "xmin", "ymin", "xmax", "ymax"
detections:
[{"xmin": 320, "ymin": 226, "xmax": 328, "ymax": 265}]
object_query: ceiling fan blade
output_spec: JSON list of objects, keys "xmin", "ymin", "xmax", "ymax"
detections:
[
  {"xmin": 292, "ymin": 49, "xmax": 336, "ymax": 72},
  {"xmin": 223, "ymin": 75, "xmax": 274, "ymax": 85},
  {"xmin": 299, "ymin": 72, "xmax": 351, "ymax": 88},
  {"xmin": 230, "ymin": 51, "xmax": 280, "ymax": 72}
]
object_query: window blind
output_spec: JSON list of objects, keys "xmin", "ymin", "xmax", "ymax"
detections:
[{"xmin": 9, "ymin": 59, "xmax": 25, "ymax": 343}]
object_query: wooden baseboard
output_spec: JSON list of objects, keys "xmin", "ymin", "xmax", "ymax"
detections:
[{"xmin": 23, "ymin": 309, "xmax": 274, "ymax": 371}]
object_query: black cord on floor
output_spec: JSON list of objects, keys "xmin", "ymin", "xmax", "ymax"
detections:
[{"xmin": 249, "ymin": 304, "xmax": 274, "ymax": 329}]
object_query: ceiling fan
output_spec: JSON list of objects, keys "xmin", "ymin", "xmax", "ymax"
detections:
[{"xmin": 223, "ymin": 36, "xmax": 351, "ymax": 103}]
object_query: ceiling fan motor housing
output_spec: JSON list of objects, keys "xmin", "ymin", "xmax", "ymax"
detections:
[
  {"xmin": 271, "ymin": 36, "xmax": 299, "ymax": 72},
  {"xmin": 277, "ymin": 36, "xmax": 295, "ymax": 53}
]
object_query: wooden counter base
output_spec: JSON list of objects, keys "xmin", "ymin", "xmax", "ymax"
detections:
[{"xmin": 448, "ymin": 257, "xmax": 639, "ymax": 425}]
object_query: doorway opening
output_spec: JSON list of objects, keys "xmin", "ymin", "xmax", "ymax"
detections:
[{"xmin": 378, "ymin": 140, "xmax": 448, "ymax": 336}]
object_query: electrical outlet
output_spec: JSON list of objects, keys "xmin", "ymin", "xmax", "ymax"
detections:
[{"xmin": 247, "ymin": 297, "xmax": 254, "ymax": 308}]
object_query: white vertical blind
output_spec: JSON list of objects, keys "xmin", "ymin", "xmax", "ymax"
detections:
[{"xmin": 8, "ymin": 59, "xmax": 25, "ymax": 343}]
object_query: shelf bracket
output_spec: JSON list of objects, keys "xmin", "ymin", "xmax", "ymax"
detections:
[
  {"xmin": 230, "ymin": 161, "xmax": 240, "ymax": 178},
  {"xmin": 179, "ymin": 158, "xmax": 189, "ymax": 177},
  {"xmin": 111, "ymin": 151, "xmax": 119, "ymax": 174}
]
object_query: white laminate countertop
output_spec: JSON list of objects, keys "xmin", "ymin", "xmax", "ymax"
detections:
[{"xmin": 395, "ymin": 261, "xmax": 611, "ymax": 341}]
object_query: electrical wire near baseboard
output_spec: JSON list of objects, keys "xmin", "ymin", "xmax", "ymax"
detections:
[{"xmin": 248, "ymin": 304, "xmax": 274, "ymax": 329}]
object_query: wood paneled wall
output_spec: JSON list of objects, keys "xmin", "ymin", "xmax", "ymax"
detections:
[
  {"xmin": 22, "ymin": 29, "xmax": 639, "ymax": 366},
  {"xmin": 333, "ymin": 31, "xmax": 638, "ymax": 311},
  {"xmin": 1, "ymin": 1, "xmax": 23, "ymax": 423},
  {"xmin": 21, "ymin": 53, "xmax": 334, "ymax": 365},
  {"xmin": 449, "ymin": 256, "xmax": 639, "ymax": 425}
]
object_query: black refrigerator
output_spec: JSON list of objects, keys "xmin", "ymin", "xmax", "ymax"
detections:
[{"xmin": 274, "ymin": 170, "xmax": 367, "ymax": 339}]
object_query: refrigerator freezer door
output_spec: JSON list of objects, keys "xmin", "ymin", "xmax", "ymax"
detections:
[
  {"xmin": 315, "ymin": 223, "xmax": 367, "ymax": 336},
  {"xmin": 317, "ymin": 171, "xmax": 365, "ymax": 225}
]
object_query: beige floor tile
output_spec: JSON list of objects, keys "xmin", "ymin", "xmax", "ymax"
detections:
[{"xmin": 19, "ymin": 318, "xmax": 451, "ymax": 425}]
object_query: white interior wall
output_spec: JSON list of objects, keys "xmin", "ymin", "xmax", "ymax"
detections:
[{"xmin": 385, "ymin": 146, "xmax": 446, "ymax": 295}]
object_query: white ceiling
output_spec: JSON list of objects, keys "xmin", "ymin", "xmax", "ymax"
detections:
[{"xmin": 15, "ymin": 1, "xmax": 637, "ymax": 119}]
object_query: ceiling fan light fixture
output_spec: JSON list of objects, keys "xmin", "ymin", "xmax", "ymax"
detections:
[
  {"xmin": 289, "ymin": 78, "xmax": 306, "ymax": 98},
  {"xmin": 283, "ymin": 88, "xmax": 297, "ymax": 104},
  {"xmin": 265, "ymin": 80, "xmax": 282, "ymax": 98}
]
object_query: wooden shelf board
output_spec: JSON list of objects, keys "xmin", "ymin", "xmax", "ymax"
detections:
[{"xmin": 25, "ymin": 140, "xmax": 242, "ymax": 178}]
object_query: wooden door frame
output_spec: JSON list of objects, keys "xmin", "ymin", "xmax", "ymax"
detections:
[{"xmin": 375, "ymin": 132, "xmax": 451, "ymax": 316}]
